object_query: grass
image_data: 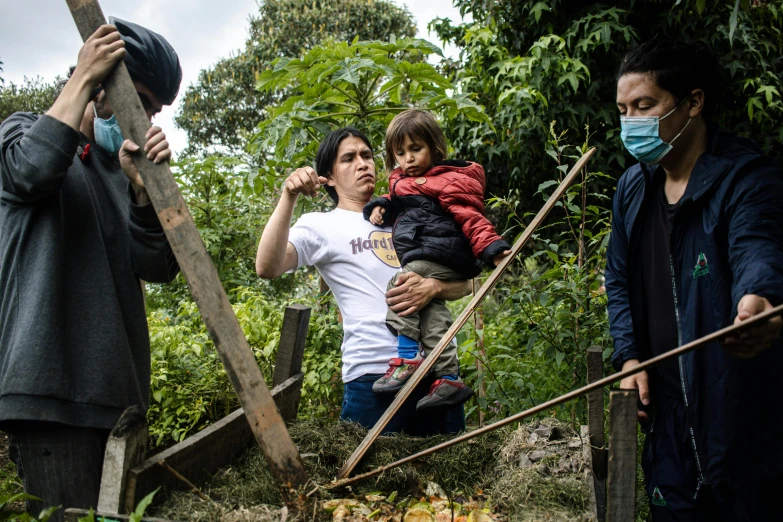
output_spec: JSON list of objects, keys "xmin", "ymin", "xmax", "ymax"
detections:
[{"xmin": 153, "ymin": 417, "xmax": 594, "ymax": 521}]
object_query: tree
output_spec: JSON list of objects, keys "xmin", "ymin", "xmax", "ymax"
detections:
[
  {"xmin": 250, "ymin": 37, "xmax": 490, "ymax": 195},
  {"xmin": 431, "ymin": 0, "xmax": 783, "ymax": 207},
  {"xmin": 0, "ymin": 76, "xmax": 59, "ymax": 124},
  {"xmin": 175, "ymin": 0, "xmax": 417, "ymax": 157}
]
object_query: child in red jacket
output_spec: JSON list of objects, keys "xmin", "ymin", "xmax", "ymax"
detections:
[{"xmin": 363, "ymin": 109, "xmax": 511, "ymax": 411}]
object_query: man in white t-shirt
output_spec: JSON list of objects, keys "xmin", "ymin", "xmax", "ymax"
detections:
[{"xmin": 256, "ymin": 127, "xmax": 469, "ymax": 434}]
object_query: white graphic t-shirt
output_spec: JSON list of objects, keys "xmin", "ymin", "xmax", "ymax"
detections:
[{"xmin": 288, "ymin": 208, "xmax": 401, "ymax": 382}]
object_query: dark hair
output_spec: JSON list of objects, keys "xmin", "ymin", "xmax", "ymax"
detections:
[
  {"xmin": 314, "ymin": 126, "xmax": 374, "ymax": 204},
  {"xmin": 617, "ymin": 38, "xmax": 723, "ymax": 119},
  {"xmin": 384, "ymin": 109, "xmax": 448, "ymax": 172}
]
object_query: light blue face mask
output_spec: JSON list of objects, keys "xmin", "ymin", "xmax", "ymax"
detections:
[
  {"xmin": 620, "ymin": 100, "xmax": 691, "ymax": 164},
  {"xmin": 93, "ymin": 105, "xmax": 124, "ymax": 155}
]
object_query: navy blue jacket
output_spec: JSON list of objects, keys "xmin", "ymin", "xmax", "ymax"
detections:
[{"xmin": 606, "ymin": 127, "xmax": 783, "ymax": 489}]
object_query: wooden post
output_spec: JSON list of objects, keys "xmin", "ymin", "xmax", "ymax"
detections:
[
  {"xmin": 64, "ymin": 0, "xmax": 308, "ymax": 488},
  {"xmin": 65, "ymin": 509, "xmax": 173, "ymax": 522},
  {"xmin": 472, "ymin": 278, "xmax": 487, "ymax": 426},
  {"xmin": 273, "ymin": 305, "xmax": 310, "ymax": 422},
  {"xmin": 98, "ymin": 407, "xmax": 148, "ymax": 514},
  {"xmin": 587, "ymin": 346, "xmax": 606, "ymax": 521},
  {"xmin": 607, "ymin": 390, "xmax": 637, "ymax": 522}
]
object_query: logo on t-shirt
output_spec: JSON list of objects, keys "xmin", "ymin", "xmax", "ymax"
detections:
[
  {"xmin": 349, "ymin": 231, "xmax": 400, "ymax": 268},
  {"xmin": 692, "ymin": 252, "xmax": 709, "ymax": 279}
]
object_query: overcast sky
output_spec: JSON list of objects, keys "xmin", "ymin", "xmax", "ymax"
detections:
[{"xmin": 0, "ymin": 0, "xmax": 470, "ymax": 155}]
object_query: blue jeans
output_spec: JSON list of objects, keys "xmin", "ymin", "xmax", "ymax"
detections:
[{"xmin": 341, "ymin": 373, "xmax": 465, "ymax": 436}]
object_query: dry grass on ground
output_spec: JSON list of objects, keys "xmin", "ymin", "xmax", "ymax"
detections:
[{"xmin": 153, "ymin": 417, "xmax": 595, "ymax": 522}]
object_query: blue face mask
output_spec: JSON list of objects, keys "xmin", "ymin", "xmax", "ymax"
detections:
[
  {"xmin": 93, "ymin": 105, "xmax": 124, "ymax": 155},
  {"xmin": 620, "ymin": 101, "xmax": 691, "ymax": 164}
]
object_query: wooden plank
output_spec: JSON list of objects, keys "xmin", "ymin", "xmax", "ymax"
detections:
[
  {"xmin": 586, "ymin": 346, "xmax": 606, "ymax": 521},
  {"xmin": 272, "ymin": 305, "xmax": 310, "ymax": 422},
  {"xmin": 607, "ymin": 390, "xmax": 637, "ymax": 522},
  {"xmin": 64, "ymin": 0, "xmax": 307, "ymax": 489},
  {"xmin": 98, "ymin": 407, "xmax": 148, "ymax": 514},
  {"xmin": 337, "ymin": 147, "xmax": 597, "ymax": 478},
  {"xmin": 125, "ymin": 374, "xmax": 303, "ymax": 508},
  {"xmin": 65, "ymin": 508, "xmax": 175, "ymax": 522}
]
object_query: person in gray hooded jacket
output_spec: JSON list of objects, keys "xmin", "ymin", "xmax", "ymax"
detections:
[{"xmin": 0, "ymin": 19, "xmax": 180, "ymax": 519}]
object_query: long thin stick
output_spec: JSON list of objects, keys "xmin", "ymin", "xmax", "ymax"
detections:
[
  {"xmin": 337, "ymin": 148, "xmax": 597, "ymax": 478},
  {"xmin": 158, "ymin": 460, "xmax": 212, "ymax": 502},
  {"xmin": 329, "ymin": 303, "xmax": 783, "ymax": 488}
]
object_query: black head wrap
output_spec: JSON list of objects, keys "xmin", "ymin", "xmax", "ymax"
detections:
[{"xmin": 109, "ymin": 17, "xmax": 182, "ymax": 105}]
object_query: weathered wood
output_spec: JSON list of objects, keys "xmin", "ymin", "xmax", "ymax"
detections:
[
  {"xmin": 337, "ymin": 147, "xmax": 597, "ymax": 478},
  {"xmin": 64, "ymin": 0, "xmax": 307, "ymax": 488},
  {"xmin": 98, "ymin": 406, "xmax": 148, "ymax": 514},
  {"xmin": 607, "ymin": 390, "xmax": 637, "ymax": 522},
  {"xmin": 273, "ymin": 305, "xmax": 310, "ymax": 422},
  {"xmin": 580, "ymin": 425, "xmax": 598, "ymax": 520},
  {"xmin": 65, "ymin": 508, "xmax": 175, "ymax": 522},
  {"xmin": 587, "ymin": 346, "xmax": 607, "ymax": 521},
  {"xmin": 472, "ymin": 278, "xmax": 487, "ymax": 427},
  {"xmin": 327, "ymin": 302, "xmax": 783, "ymax": 489},
  {"xmin": 125, "ymin": 374, "xmax": 303, "ymax": 508}
]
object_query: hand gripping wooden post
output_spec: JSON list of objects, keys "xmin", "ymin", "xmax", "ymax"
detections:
[
  {"xmin": 337, "ymin": 147, "xmax": 597, "ymax": 478},
  {"xmin": 64, "ymin": 0, "xmax": 308, "ymax": 488}
]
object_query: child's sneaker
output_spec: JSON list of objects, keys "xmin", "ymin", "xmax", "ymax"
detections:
[
  {"xmin": 372, "ymin": 353, "xmax": 424, "ymax": 394},
  {"xmin": 416, "ymin": 377, "xmax": 474, "ymax": 411}
]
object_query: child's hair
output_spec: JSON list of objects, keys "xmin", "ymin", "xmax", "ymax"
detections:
[{"xmin": 384, "ymin": 109, "xmax": 448, "ymax": 172}]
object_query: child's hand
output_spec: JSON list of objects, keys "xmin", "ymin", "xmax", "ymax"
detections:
[
  {"xmin": 370, "ymin": 206, "xmax": 386, "ymax": 226},
  {"xmin": 493, "ymin": 250, "xmax": 513, "ymax": 267}
]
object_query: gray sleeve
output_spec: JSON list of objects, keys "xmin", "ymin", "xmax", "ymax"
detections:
[
  {"xmin": 0, "ymin": 113, "xmax": 80, "ymax": 201},
  {"xmin": 128, "ymin": 187, "xmax": 180, "ymax": 283}
]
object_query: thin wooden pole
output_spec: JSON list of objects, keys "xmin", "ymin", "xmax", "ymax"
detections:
[
  {"xmin": 327, "ymin": 302, "xmax": 783, "ymax": 488},
  {"xmin": 607, "ymin": 390, "xmax": 637, "ymax": 522},
  {"xmin": 587, "ymin": 346, "xmax": 607, "ymax": 521},
  {"xmin": 337, "ymin": 147, "xmax": 597, "ymax": 478},
  {"xmin": 64, "ymin": 0, "xmax": 308, "ymax": 488}
]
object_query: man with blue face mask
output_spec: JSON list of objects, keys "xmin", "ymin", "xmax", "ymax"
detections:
[
  {"xmin": 606, "ymin": 38, "xmax": 783, "ymax": 520},
  {"xmin": 0, "ymin": 19, "xmax": 181, "ymax": 520}
]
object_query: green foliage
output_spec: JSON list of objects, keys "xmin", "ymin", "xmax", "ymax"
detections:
[
  {"xmin": 457, "ymin": 126, "xmax": 612, "ymax": 424},
  {"xmin": 175, "ymin": 0, "xmax": 416, "ymax": 157},
  {"xmin": 147, "ymin": 284, "xmax": 343, "ymax": 447},
  {"xmin": 432, "ymin": 0, "xmax": 783, "ymax": 209},
  {"xmin": 75, "ymin": 489, "xmax": 157, "ymax": 522},
  {"xmin": 250, "ymin": 36, "xmax": 490, "ymax": 193},
  {"xmin": 0, "ymin": 77, "xmax": 59, "ymax": 124},
  {"xmin": 0, "ymin": 492, "xmax": 58, "ymax": 521}
]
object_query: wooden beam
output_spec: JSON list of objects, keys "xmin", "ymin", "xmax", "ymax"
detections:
[
  {"xmin": 64, "ymin": 0, "xmax": 307, "ymax": 488},
  {"xmin": 65, "ymin": 509, "xmax": 174, "ymax": 522},
  {"xmin": 125, "ymin": 374, "xmax": 303, "ymax": 508},
  {"xmin": 98, "ymin": 406, "xmax": 148, "ymax": 514},
  {"xmin": 586, "ymin": 346, "xmax": 606, "ymax": 521},
  {"xmin": 580, "ymin": 425, "xmax": 598, "ymax": 520},
  {"xmin": 272, "ymin": 305, "xmax": 310, "ymax": 422},
  {"xmin": 607, "ymin": 390, "xmax": 637, "ymax": 522},
  {"xmin": 337, "ymin": 147, "xmax": 597, "ymax": 478}
]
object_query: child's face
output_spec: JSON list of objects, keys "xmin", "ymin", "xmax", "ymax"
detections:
[{"xmin": 395, "ymin": 134, "xmax": 432, "ymax": 176}]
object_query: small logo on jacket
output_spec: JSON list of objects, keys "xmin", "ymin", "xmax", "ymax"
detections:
[
  {"xmin": 651, "ymin": 486, "xmax": 667, "ymax": 506},
  {"xmin": 692, "ymin": 252, "xmax": 709, "ymax": 279}
]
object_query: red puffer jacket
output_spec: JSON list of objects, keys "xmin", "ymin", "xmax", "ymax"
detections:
[{"xmin": 363, "ymin": 160, "xmax": 510, "ymax": 277}]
